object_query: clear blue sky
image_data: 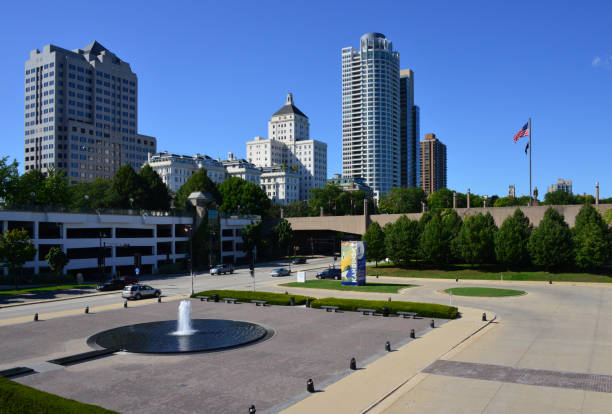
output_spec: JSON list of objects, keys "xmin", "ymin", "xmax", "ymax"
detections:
[{"xmin": 1, "ymin": 0, "xmax": 611, "ymax": 198}]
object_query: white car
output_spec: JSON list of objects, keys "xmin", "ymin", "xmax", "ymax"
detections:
[
  {"xmin": 270, "ymin": 268, "xmax": 291, "ymax": 277},
  {"xmin": 122, "ymin": 284, "xmax": 161, "ymax": 300},
  {"xmin": 210, "ymin": 264, "xmax": 234, "ymax": 275}
]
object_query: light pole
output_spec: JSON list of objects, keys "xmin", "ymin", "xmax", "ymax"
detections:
[
  {"xmin": 185, "ymin": 225, "xmax": 194, "ymax": 295},
  {"xmin": 98, "ymin": 232, "xmax": 106, "ymax": 280}
]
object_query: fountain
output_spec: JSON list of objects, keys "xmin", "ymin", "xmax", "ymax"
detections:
[
  {"xmin": 173, "ymin": 300, "xmax": 196, "ymax": 335},
  {"xmin": 87, "ymin": 300, "xmax": 273, "ymax": 354}
]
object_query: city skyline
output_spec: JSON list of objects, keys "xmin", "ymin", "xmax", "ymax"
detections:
[{"xmin": 2, "ymin": 1, "xmax": 611, "ymax": 197}]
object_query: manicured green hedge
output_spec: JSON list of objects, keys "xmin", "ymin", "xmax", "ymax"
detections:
[
  {"xmin": 0, "ymin": 376, "xmax": 117, "ymax": 413},
  {"xmin": 310, "ymin": 297, "xmax": 458, "ymax": 319},
  {"xmin": 191, "ymin": 290, "xmax": 316, "ymax": 306}
]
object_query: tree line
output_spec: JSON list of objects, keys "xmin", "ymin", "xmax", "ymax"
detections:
[{"xmin": 362, "ymin": 204, "xmax": 612, "ymax": 271}]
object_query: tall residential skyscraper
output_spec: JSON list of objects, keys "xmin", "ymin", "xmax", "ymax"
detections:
[
  {"xmin": 342, "ymin": 33, "xmax": 421, "ymax": 199},
  {"xmin": 24, "ymin": 41, "xmax": 156, "ymax": 183},
  {"xmin": 400, "ymin": 69, "xmax": 420, "ymax": 188},
  {"xmin": 420, "ymin": 133, "xmax": 447, "ymax": 195}
]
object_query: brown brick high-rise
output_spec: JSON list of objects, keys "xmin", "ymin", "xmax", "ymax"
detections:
[{"xmin": 420, "ymin": 133, "xmax": 447, "ymax": 195}]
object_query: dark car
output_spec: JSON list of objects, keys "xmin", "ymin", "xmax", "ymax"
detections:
[
  {"xmin": 96, "ymin": 279, "xmax": 126, "ymax": 291},
  {"xmin": 316, "ymin": 268, "xmax": 341, "ymax": 280},
  {"xmin": 291, "ymin": 257, "xmax": 306, "ymax": 265}
]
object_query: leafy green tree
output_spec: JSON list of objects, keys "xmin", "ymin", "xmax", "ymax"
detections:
[
  {"xmin": 241, "ymin": 221, "xmax": 264, "ymax": 261},
  {"xmin": 280, "ymin": 201, "xmax": 310, "ymax": 217},
  {"xmin": 455, "ymin": 213, "xmax": 497, "ymax": 265},
  {"xmin": 494, "ymin": 197, "xmax": 522, "ymax": 207},
  {"xmin": 572, "ymin": 203, "xmax": 610, "ymax": 269},
  {"xmin": 604, "ymin": 209, "xmax": 612, "ymax": 225},
  {"xmin": 528, "ymin": 208, "xmax": 573, "ymax": 269},
  {"xmin": 427, "ymin": 188, "xmax": 454, "ymax": 210},
  {"xmin": 495, "ymin": 209, "xmax": 532, "ymax": 268},
  {"xmin": 45, "ymin": 247, "xmax": 69, "ymax": 276},
  {"xmin": 309, "ymin": 184, "xmax": 344, "ymax": 216},
  {"xmin": 138, "ymin": 165, "xmax": 171, "ymax": 210},
  {"xmin": 362, "ymin": 222, "xmax": 386, "ymax": 266},
  {"xmin": 385, "ymin": 216, "xmax": 420, "ymax": 267},
  {"xmin": 109, "ymin": 164, "xmax": 142, "ymax": 209},
  {"xmin": 69, "ymin": 178, "xmax": 114, "ymax": 209},
  {"xmin": 419, "ymin": 213, "xmax": 454, "ymax": 265},
  {"xmin": 442, "ymin": 209, "xmax": 463, "ymax": 260},
  {"xmin": 544, "ymin": 189, "xmax": 575, "ymax": 205},
  {"xmin": 0, "ymin": 229, "xmax": 36, "ymax": 288},
  {"xmin": 378, "ymin": 187, "xmax": 426, "ymax": 214},
  {"xmin": 272, "ymin": 219, "xmax": 294, "ymax": 257},
  {"xmin": 174, "ymin": 168, "xmax": 221, "ymax": 211},
  {"xmin": 0, "ymin": 156, "xmax": 19, "ymax": 204},
  {"xmin": 218, "ymin": 177, "xmax": 271, "ymax": 217},
  {"xmin": 5, "ymin": 168, "xmax": 71, "ymax": 207}
]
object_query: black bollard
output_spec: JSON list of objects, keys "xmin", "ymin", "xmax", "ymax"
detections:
[
  {"xmin": 213, "ymin": 293, "xmax": 219, "ymax": 303},
  {"xmin": 249, "ymin": 404, "xmax": 256, "ymax": 414},
  {"xmin": 290, "ymin": 296, "xmax": 295, "ymax": 306},
  {"xmin": 34, "ymin": 313, "xmax": 38, "ymax": 321},
  {"xmin": 482, "ymin": 313, "xmax": 487, "ymax": 321},
  {"xmin": 124, "ymin": 300, "xmax": 128, "ymax": 308},
  {"xmin": 456, "ymin": 276, "xmax": 458, "ymax": 283},
  {"xmin": 305, "ymin": 298, "xmax": 310, "ymax": 308},
  {"xmin": 549, "ymin": 279, "xmax": 552, "ymax": 285},
  {"xmin": 350, "ymin": 357, "xmax": 356, "ymax": 370},
  {"xmin": 388, "ymin": 297, "xmax": 391, "ymax": 302},
  {"xmin": 376, "ymin": 274, "xmax": 379, "ymax": 279},
  {"xmin": 382, "ymin": 306, "xmax": 389, "ymax": 317},
  {"xmin": 410, "ymin": 329, "xmax": 415, "ymax": 339},
  {"xmin": 306, "ymin": 379, "xmax": 315, "ymax": 393},
  {"xmin": 158, "ymin": 296, "xmax": 162, "ymax": 303},
  {"xmin": 385, "ymin": 341, "xmax": 391, "ymax": 352},
  {"xmin": 430, "ymin": 319, "xmax": 435, "ymax": 328},
  {"xmin": 85, "ymin": 306, "xmax": 89, "ymax": 314}
]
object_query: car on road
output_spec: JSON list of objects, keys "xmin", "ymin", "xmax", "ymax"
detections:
[
  {"xmin": 96, "ymin": 279, "xmax": 126, "ymax": 291},
  {"xmin": 291, "ymin": 257, "xmax": 306, "ymax": 265},
  {"xmin": 270, "ymin": 267, "xmax": 291, "ymax": 277},
  {"xmin": 210, "ymin": 264, "xmax": 234, "ymax": 275},
  {"xmin": 315, "ymin": 268, "xmax": 341, "ymax": 280},
  {"xmin": 122, "ymin": 284, "xmax": 161, "ymax": 300}
]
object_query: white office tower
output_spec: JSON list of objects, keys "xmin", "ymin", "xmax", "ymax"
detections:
[
  {"xmin": 246, "ymin": 94, "xmax": 327, "ymax": 201},
  {"xmin": 24, "ymin": 41, "xmax": 156, "ymax": 183},
  {"xmin": 342, "ymin": 33, "xmax": 400, "ymax": 198},
  {"xmin": 146, "ymin": 152, "xmax": 227, "ymax": 192}
]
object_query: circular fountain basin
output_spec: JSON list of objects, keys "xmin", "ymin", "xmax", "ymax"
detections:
[{"xmin": 88, "ymin": 319, "xmax": 272, "ymax": 354}]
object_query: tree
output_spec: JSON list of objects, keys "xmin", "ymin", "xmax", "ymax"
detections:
[
  {"xmin": 442, "ymin": 209, "xmax": 463, "ymax": 261},
  {"xmin": 455, "ymin": 213, "xmax": 497, "ymax": 265},
  {"xmin": 241, "ymin": 221, "xmax": 263, "ymax": 261},
  {"xmin": 218, "ymin": 177, "xmax": 271, "ymax": 218},
  {"xmin": 378, "ymin": 187, "xmax": 426, "ymax": 214},
  {"xmin": 385, "ymin": 216, "xmax": 421, "ymax": 266},
  {"xmin": 109, "ymin": 164, "xmax": 142, "ymax": 209},
  {"xmin": 528, "ymin": 208, "xmax": 573, "ymax": 269},
  {"xmin": 5, "ymin": 169, "xmax": 45, "ymax": 206},
  {"xmin": 544, "ymin": 189, "xmax": 575, "ymax": 205},
  {"xmin": 0, "ymin": 229, "xmax": 36, "ymax": 288},
  {"xmin": 494, "ymin": 197, "xmax": 523, "ymax": 207},
  {"xmin": 495, "ymin": 209, "xmax": 532, "ymax": 268},
  {"xmin": 45, "ymin": 247, "xmax": 69, "ymax": 276},
  {"xmin": 0, "ymin": 156, "xmax": 19, "ymax": 204},
  {"xmin": 427, "ymin": 188, "xmax": 454, "ymax": 210},
  {"xmin": 309, "ymin": 184, "xmax": 344, "ymax": 216},
  {"xmin": 572, "ymin": 204, "xmax": 610, "ymax": 269},
  {"xmin": 272, "ymin": 219, "xmax": 294, "ymax": 257},
  {"xmin": 174, "ymin": 168, "xmax": 221, "ymax": 211},
  {"xmin": 138, "ymin": 165, "xmax": 171, "ymax": 211},
  {"xmin": 420, "ymin": 213, "xmax": 453, "ymax": 265},
  {"xmin": 604, "ymin": 209, "xmax": 612, "ymax": 225},
  {"xmin": 70, "ymin": 178, "xmax": 114, "ymax": 209},
  {"xmin": 362, "ymin": 222, "xmax": 385, "ymax": 266}
]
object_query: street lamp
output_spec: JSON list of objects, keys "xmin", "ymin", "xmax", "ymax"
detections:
[{"xmin": 185, "ymin": 225, "xmax": 194, "ymax": 295}]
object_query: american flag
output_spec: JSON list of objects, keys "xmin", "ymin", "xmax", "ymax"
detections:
[{"xmin": 513, "ymin": 123, "xmax": 530, "ymax": 142}]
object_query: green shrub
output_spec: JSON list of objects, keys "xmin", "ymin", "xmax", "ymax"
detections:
[
  {"xmin": 310, "ymin": 297, "xmax": 458, "ymax": 319},
  {"xmin": 191, "ymin": 290, "xmax": 316, "ymax": 306},
  {"xmin": 0, "ymin": 376, "xmax": 117, "ymax": 413}
]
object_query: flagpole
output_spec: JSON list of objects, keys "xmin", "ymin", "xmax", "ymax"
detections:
[{"xmin": 529, "ymin": 117, "xmax": 532, "ymax": 206}]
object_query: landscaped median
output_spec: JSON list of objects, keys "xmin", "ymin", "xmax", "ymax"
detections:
[
  {"xmin": 0, "ymin": 376, "xmax": 117, "ymax": 414},
  {"xmin": 280, "ymin": 279, "xmax": 417, "ymax": 293},
  {"xmin": 191, "ymin": 290, "xmax": 458, "ymax": 319},
  {"xmin": 444, "ymin": 287, "xmax": 526, "ymax": 297}
]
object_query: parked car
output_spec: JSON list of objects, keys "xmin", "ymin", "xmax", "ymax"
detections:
[
  {"xmin": 270, "ymin": 267, "xmax": 291, "ymax": 277},
  {"xmin": 316, "ymin": 268, "xmax": 341, "ymax": 280},
  {"xmin": 121, "ymin": 284, "xmax": 161, "ymax": 300},
  {"xmin": 96, "ymin": 279, "xmax": 126, "ymax": 291},
  {"xmin": 210, "ymin": 264, "xmax": 234, "ymax": 275},
  {"xmin": 120, "ymin": 276, "xmax": 139, "ymax": 285},
  {"xmin": 291, "ymin": 257, "xmax": 306, "ymax": 265}
]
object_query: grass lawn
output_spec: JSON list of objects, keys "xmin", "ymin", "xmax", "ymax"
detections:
[
  {"xmin": 281, "ymin": 279, "xmax": 416, "ymax": 293},
  {"xmin": 367, "ymin": 264, "xmax": 612, "ymax": 283},
  {"xmin": 0, "ymin": 284, "xmax": 97, "ymax": 295},
  {"xmin": 444, "ymin": 287, "xmax": 526, "ymax": 297}
]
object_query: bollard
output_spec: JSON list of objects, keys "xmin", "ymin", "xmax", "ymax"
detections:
[
  {"xmin": 376, "ymin": 274, "xmax": 379, "ymax": 279},
  {"xmin": 249, "ymin": 404, "xmax": 256, "ymax": 414},
  {"xmin": 34, "ymin": 313, "xmax": 39, "ymax": 321},
  {"xmin": 430, "ymin": 319, "xmax": 435, "ymax": 328},
  {"xmin": 124, "ymin": 300, "xmax": 128, "ymax": 308},
  {"xmin": 306, "ymin": 379, "xmax": 315, "ymax": 393},
  {"xmin": 549, "ymin": 279, "xmax": 552, "ymax": 285},
  {"xmin": 305, "ymin": 298, "xmax": 310, "ymax": 308},
  {"xmin": 290, "ymin": 296, "xmax": 295, "ymax": 306},
  {"xmin": 85, "ymin": 306, "xmax": 89, "ymax": 314},
  {"xmin": 410, "ymin": 329, "xmax": 415, "ymax": 339},
  {"xmin": 385, "ymin": 341, "xmax": 391, "ymax": 352},
  {"xmin": 482, "ymin": 313, "xmax": 487, "ymax": 321},
  {"xmin": 388, "ymin": 297, "xmax": 391, "ymax": 302},
  {"xmin": 382, "ymin": 306, "xmax": 389, "ymax": 317},
  {"xmin": 350, "ymin": 357, "xmax": 357, "ymax": 370},
  {"xmin": 158, "ymin": 296, "xmax": 162, "ymax": 303},
  {"xmin": 456, "ymin": 276, "xmax": 458, "ymax": 283},
  {"xmin": 213, "ymin": 293, "xmax": 219, "ymax": 302}
]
